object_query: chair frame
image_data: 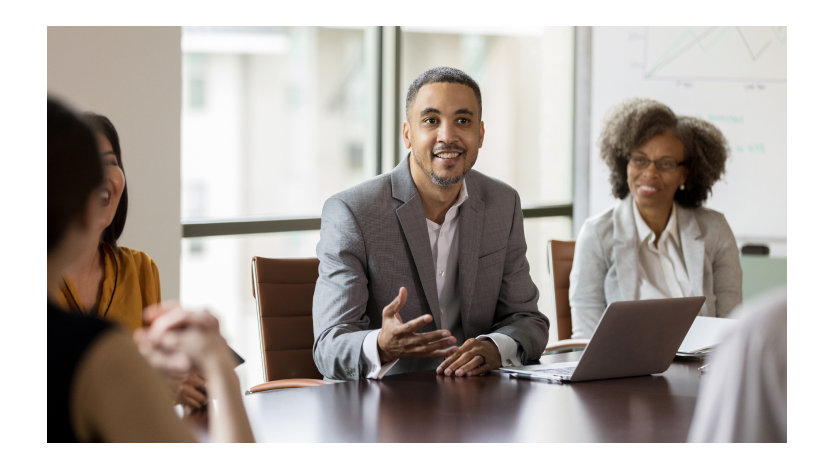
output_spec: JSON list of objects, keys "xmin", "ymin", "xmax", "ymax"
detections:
[
  {"xmin": 544, "ymin": 240, "xmax": 589, "ymax": 354},
  {"xmin": 248, "ymin": 256, "xmax": 331, "ymax": 393}
]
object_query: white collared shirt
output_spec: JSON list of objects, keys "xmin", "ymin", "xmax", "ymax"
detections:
[
  {"xmin": 426, "ymin": 182, "xmax": 466, "ymax": 327},
  {"xmin": 633, "ymin": 200, "xmax": 692, "ymax": 300},
  {"xmin": 362, "ymin": 181, "xmax": 521, "ymax": 379}
]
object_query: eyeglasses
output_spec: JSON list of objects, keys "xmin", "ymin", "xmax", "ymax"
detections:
[{"xmin": 628, "ymin": 155, "xmax": 686, "ymax": 172}]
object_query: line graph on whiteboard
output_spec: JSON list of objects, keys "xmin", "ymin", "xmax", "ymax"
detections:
[{"xmin": 634, "ymin": 27, "xmax": 786, "ymax": 83}]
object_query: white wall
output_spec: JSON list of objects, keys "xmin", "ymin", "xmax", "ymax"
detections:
[{"xmin": 47, "ymin": 27, "xmax": 182, "ymax": 299}]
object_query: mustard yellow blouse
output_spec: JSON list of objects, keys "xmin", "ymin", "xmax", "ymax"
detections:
[{"xmin": 57, "ymin": 245, "xmax": 161, "ymax": 331}]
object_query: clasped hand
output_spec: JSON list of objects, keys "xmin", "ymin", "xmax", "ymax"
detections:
[
  {"xmin": 134, "ymin": 303, "xmax": 233, "ymax": 409},
  {"xmin": 436, "ymin": 337, "xmax": 500, "ymax": 377}
]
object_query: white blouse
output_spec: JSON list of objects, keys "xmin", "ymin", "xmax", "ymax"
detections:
[{"xmin": 633, "ymin": 200, "xmax": 693, "ymax": 300}]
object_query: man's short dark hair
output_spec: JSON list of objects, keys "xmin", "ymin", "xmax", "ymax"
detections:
[{"xmin": 405, "ymin": 66, "xmax": 482, "ymax": 118}]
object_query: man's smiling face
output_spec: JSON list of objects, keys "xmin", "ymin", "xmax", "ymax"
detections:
[{"xmin": 403, "ymin": 82, "xmax": 484, "ymax": 189}]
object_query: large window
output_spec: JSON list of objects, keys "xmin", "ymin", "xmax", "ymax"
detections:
[
  {"xmin": 181, "ymin": 26, "xmax": 575, "ymax": 390},
  {"xmin": 181, "ymin": 26, "xmax": 373, "ymax": 222}
]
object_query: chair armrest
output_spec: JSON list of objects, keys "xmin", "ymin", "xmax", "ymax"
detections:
[
  {"xmin": 543, "ymin": 338, "xmax": 590, "ymax": 355},
  {"xmin": 247, "ymin": 378, "xmax": 331, "ymax": 394}
]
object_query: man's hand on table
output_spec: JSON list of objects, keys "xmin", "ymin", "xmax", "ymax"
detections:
[{"xmin": 436, "ymin": 338, "xmax": 501, "ymax": 377}]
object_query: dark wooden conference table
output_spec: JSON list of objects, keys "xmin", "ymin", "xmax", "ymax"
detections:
[{"xmin": 244, "ymin": 351, "xmax": 705, "ymax": 442}]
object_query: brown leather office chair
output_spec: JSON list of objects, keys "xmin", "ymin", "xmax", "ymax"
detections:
[
  {"xmin": 544, "ymin": 240, "xmax": 590, "ymax": 354},
  {"xmin": 248, "ymin": 256, "xmax": 329, "ymax": 393}
]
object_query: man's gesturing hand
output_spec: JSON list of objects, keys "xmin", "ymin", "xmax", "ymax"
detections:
[{"xmin": 377, "ymin": 287, "xmax": 458, "ymax": 363}]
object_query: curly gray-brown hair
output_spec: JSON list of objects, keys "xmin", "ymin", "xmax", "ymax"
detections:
[{"xmin": 598, "ymin": 97, "xmax": 729, "ymax": 208}]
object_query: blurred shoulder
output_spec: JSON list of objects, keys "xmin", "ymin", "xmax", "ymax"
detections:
[
  {"xmin": 684, "ymin": 205, "xmax": 733, "ymax": 232},
  {"xmin": 115, "ymin": 246, "xmax": 159, "ymax": 274},
  {"xmin": 582, "ymin": 204, "xmax": 618, "ymax": 235},
  {"xmin": 692, "ymin": 205, "xmax": 729, "ymax": 223}
]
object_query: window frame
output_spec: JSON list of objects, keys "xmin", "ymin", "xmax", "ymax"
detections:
[{"xmin": 180, "ymin": 26, "xmax": 582, "ymax": 239}]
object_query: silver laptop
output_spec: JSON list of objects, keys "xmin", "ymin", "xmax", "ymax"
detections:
[{"xmin": 497, "ymin": 296, "xmax": 705, "ymax": 383}]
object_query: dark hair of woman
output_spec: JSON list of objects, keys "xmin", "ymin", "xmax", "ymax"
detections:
[
  {"xmin": 83, "ymin": 113, "xmax": 128, "ymax": 248},
  {"xmin": 48, "ymin": 98, "xmax": 104, "ymax": 253},
  {"xmin": 597, "ymin": 97, "xmax": 730, "ymax": 208}
]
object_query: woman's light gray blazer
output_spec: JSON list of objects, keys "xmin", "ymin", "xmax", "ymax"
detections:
[{"xmin": 569, "ymin": 195, "xmax": 742, "ymax": 338}]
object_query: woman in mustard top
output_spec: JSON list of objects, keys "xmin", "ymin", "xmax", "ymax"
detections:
[
  {"xmin": 56, "ymin": 113, "xmax": 159, "ymax": 329},
  {"xmin": 48, "ymin": 97, "xmax": 252, "ymax": 442},
  {"xmin": 55, "ymin": 113, "xmax": 207, "ymax": 411}
]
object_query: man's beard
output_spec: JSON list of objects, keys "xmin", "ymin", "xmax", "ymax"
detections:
[
  {"xmin": 415, "ymin": 146, "xmax": 475, "ymax": 187},
  {"xmin": 428, "ymin": 169, "xmax": 465, "ymax": 187}
]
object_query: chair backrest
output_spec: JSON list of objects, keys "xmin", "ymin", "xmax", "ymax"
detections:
[
  {"xmin": 547, "ymin": 240, "xmax": 576, "ymax": 341},
  {"xmin": 251, "ymin": 256, "xmax": 323, "ymax": 381}
]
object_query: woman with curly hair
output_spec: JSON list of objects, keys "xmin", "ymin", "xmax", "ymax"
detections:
[{"xmin": 569, "ymin": 98, "xmax": 742, "ymax": 338}]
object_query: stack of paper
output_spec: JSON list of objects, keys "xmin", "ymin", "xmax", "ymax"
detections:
[{"xmin": 677, "ymin": 316, "xmax": 738, "ymax": 357}]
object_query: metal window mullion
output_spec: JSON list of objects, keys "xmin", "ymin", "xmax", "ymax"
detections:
[
  {"xmin": 381, "ymin": 26, "xmax": 401, "ymax": 173},
  {"xmin": 182, "ymin": 218, "xmax": 321, "ymax": 238},
  {"xmin": 365, "ymin": 26, "xmax": 384, "ymax": 177},
  {"xmin": 572, "ymin": 26, "xmax": 592, "ymax": 237},
  {"xmin": 181, "ymin": 204, "xmax": 572, "ymax": 238}
]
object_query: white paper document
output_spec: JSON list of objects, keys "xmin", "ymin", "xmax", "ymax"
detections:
[{"xmin": 677, "ymin": 316, "xmax": 738, "ymax": 356}]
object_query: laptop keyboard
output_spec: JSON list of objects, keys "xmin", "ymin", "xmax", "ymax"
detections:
[{"xmin": 535, "ymin": 366, "xmax": 576, "ymax": 376}]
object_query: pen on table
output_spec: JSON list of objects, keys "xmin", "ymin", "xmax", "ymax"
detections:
[{"xmin": 510, "ymin": 372, "xmax": 562, "ymax": 383}]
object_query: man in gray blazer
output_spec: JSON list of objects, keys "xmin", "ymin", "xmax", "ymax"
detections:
[{"xmin": 313, "ymin": 67, "xmax": 549, "ymax": 381}]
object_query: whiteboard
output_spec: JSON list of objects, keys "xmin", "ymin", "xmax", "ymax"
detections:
[{"xmin": 588, "ymin": 26, "xmax": 787, "ymax": 243}]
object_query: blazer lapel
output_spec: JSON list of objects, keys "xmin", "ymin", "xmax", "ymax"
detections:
[
  {"xmin": 391, "ymin": 157, "xmax": 442, "ymax": 324},
  {"xmin": 677, "ymin": 206, "xmax": 704, "ymax": 297},
  {"xmin": 457, "ymin": 177, "xmax": 484, "ymax": 337},
  {"xmin": 613, "ymin": 196, "xmax": 639, "ymax": 300}
]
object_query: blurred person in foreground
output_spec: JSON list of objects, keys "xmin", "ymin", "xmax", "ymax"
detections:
[
  {"xmin": 52, "ymin": 112, "xmax": 208, "ymax": 412},
  {"xmin": 47, "ymin": 96, "xmax": 253, "ymax": 442},
  {"xmin": 570, "ymin": 98, "xmax": 742, "ymax": 338},
  {"xmin": 688, "ymin": 287, "xmax": 787, "ymax": 442}
]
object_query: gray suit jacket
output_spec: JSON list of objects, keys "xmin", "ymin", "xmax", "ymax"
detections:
[
  {"xmin": 569, "ymin": 195, "xmax": 742, "ymax": 338},
  {"xmin": 312, "ymin": 157, "xmax": 550, "ymax": 380}
]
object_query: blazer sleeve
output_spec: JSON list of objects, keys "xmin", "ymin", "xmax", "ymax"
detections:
[
  {"xmin": 490, "ymin": 192, "xmax": 550, "ymax": 363},
  {"xmin": 569, "ymin": 219, "xmax": 609, "ymax": 338},
  {"xmin": 710, "ymin": 213, "xmax": 743, "ymax": 317},
  {"xmin": 312, "ymin": 196, "xmax": 374, "ymax": 380}
]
